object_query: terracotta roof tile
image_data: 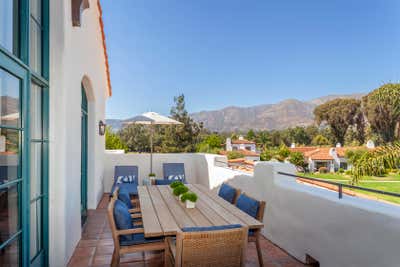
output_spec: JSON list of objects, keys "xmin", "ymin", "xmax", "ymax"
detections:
[{"xmin": 97, "ymin": 1, "xmax": 112, "ymax": 97}]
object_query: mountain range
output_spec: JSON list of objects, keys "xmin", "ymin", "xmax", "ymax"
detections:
[{"xmin": 107, "ymin": 93, "xmax": 364, "ymax": 132}]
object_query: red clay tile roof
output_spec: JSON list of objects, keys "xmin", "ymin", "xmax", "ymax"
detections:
[
  {"xmin": 231, "ymin": 139, "xmax": 255, "ymax": 144},
  {"xmin": 219, "ymin": 149, "xmax": 260, "ymax": 156},
  {"xmin": 97, "ymin": 1, "xmax": 112, "ymax": 97},
  {"xmin": 289, "ymin": 147, "xmax": 319, "ymax": 153}
]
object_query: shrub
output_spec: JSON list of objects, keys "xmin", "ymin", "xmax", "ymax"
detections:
[
  {"xmin": 170, "ymin": 181, "xmax": 184, "ymax": 189},
  {"xmin": 345, "ymin": 170, "xmax": 352, "ymax": 175},
  {"xmin": 173, "ymin": 185, "xmax": 188, "ymax": 196},
  {"xmin": 338, "ymin": 168, "xmax": 344, "ymax": 174},
  {"xmin": 319, "ymin": 167, "xmax": 328, "ymax": 173},
  {"xmin": 180, "ymin": 192, "xmax": 198, "ymax": 203}
]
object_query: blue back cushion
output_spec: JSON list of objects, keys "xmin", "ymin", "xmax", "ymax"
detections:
[
  {"xmin": 163, "ymin": 163, "xmax": 185, "ymax": 181},
  {"xmin": 118, "ymin": 188, "xmax": 133, "ymax": 209},
  {"xmin": 182, "ymin": 224, "xmax": 242, "ymax": 232},
  {"xmin": 114, "ymin": 166, "xmax": 138, "ymax": 184},
  {"xmin": 236, "ymin": 194, "xmax": 260, "ymax": 219},
  {"xmin": 218, "ymin": 183, "xmax": 237, "ymax": 204},
  {"xmin": 113, "ymin": 200, "xmax": 134, "ymax": 243}
]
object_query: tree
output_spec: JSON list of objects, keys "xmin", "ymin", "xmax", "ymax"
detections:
[
  {"xmin": 105, "ymin": 126, "xmax": 128, "ymax": 151},
  {"xmin": 255, "ymin": 131, "xmax": 272, "ymax": 150},
  {"xmin": 162, "ymin": 94, "xmax": 201, "ymax": 152},
  {"xmin": 362, "ymin": 84, "xmax": 400, "ymax": 143},
  {"xmin": 311, "ymin": 135, "xmax": 330, "ymax": 146},
  {"xmin": 314, "ymin": 98, "xmax": 363, "ymax": 145},
  {"xmin": 246, "ymin": 129, "xmax": 256, "ymax": 141},
  {"xmin": 288, "ymin": 151, "xmax": 307, "ymax": 170},
  {"xmin": 352, "ymin": 142, "xmax": 400, "ymax": 184},
  {"xmin": 119, "ymin": 124, "xmax": 151, "ymax": 152},
  {"xmin": 196, "ymin": 134, "xmax": 223, "ymax": 153},
  {"xmin": 287, "ymin": 126, "xmax": 312, "ymax": 145}
]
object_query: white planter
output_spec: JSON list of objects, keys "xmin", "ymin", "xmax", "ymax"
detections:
[{"xmin": 186, "ymin": 200, "xmax": 196, "ymax": 209}]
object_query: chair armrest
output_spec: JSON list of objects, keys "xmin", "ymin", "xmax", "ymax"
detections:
[
  {"xmin": 131, "ymin": 213, "xmax": 142, "ymax": 219},
  {"xmin": 128, "ymin": 208, "xmax": 141, "ymax": 213},
  {"xmin": 117, "ymin": 227, "xmax": 144, "ymax": 236},
  {"xmin": 131, "ymin": 199, "xmax": 140, "ymax": 204}
]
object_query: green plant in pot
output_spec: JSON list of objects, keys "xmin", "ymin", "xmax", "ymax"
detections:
[
  {"xmin": 181, "ymin": 192, "xmax": 198, "ymax": 208},
  {"xmin": 170, "ymin": 181, "xmax": 184, "ymax": 189},
  {"xmin": 172, "ymin": 185, "xmax": 188, "ymax": 200}
]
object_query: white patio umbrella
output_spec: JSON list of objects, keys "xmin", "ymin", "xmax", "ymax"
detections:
[{"xmin": 123, "ymin": 112, "xmax": 183, "ymax": 174}]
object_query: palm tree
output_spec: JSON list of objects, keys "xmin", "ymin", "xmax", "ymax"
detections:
[{"xmin": 352, "ymin": 142, "xmax": 400, "ymax": 184}]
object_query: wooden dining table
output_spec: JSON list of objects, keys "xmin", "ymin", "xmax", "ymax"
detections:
[{"xmin": 137, "ymin": 184, "xmax": 264, "ymax": 238}]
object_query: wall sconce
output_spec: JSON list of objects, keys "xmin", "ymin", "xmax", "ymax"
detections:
[{"xmin": 99, "ymin": 120, "xmax": 106, "ymax": 136}]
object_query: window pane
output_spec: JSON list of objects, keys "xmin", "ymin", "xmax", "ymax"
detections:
[
  {"xmin": 30, "ymin": 199, "xmax": 42, "ymax": 259},
  {"xmin": 0, "ymin": 235, "xmax": 20, "ymax": 266},
  {"xmin": 0, "ymin": 129, "xmax": 20, "ymax": 185},
  {"xmin": 0, "ymin": 0, "xmax": 19, "ymax": 55},
  {"xmin": 30, "ymin": 83, "xmax": 42, "ymax": 139},
  {"xmin": 29, "ymin": 21, "xmax": 42, "ymax": 74},
  {"xmin": 30, "ymin": 142, "xmax": 41, "ymax": 198},
  {"xmin": 0, "ymin": 68, "xmax": 20, "ymax": 128},
  {"xmin": 0, "ymin": 185, "xmax": 19, "ymax": 241},
  {"xmin": 30, "ymin": 0, "xmax": 41, "ymax": 23}
]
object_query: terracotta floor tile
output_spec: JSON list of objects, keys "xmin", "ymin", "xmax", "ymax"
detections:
[
  {"xmin": 92, "ymin": 254, "xmax": 112, "ymax": 266},
  {"xmin": 95, "ymin": 245, "xmax": 114, "ymax": 255}
]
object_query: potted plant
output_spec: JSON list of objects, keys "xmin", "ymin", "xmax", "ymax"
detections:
[
  {"xmin": 181, "ymin": 192, "xmax": 198, "ymax": 209},
  {"xmin": 148, "ymin": 173, "xmax": 156, "ymax": 184},
  {"xmin": 170, "ymin": 181, "xmax": 184, "ymax": 189},
  {"xmin": 173, "ymin": 185, "xmax": 188, "ymax": 200}
]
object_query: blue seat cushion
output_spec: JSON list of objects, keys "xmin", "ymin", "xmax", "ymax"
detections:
[
  {"xmin": 120, "ymin": 230, "xmax": 163, "ymax": 246},
  {"xmin": 111, "ymin": 182, "xmax": 138, "ymax": 197},
  {"xmin": 182, "ymin": 224, "xmax": 242, "ymax": 232},
  {"xmin": 118, "ymin": 188, "xmax": 133, "ymax": 209},
  {"xmin": 236, "ymin": 194, "xmax": 260, "ymax": 219},
  {"xmin": 218, "ymin": 183, "xmax": 237, "ymax": 204}
]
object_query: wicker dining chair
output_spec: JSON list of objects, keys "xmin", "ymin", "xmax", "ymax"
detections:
[
  {"xmin": 107, "ymin": 195, "xmax": 167, "ymax": 267},
  {"xmin": 236, "ymin": 193, "xmax": 266, "ymax": 267},
  {"xmin": 166, "ymin": 225, "xmax": 248, "ymax": 267}
]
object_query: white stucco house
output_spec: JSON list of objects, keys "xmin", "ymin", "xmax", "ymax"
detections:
[
  {"xmin": 290, "ymin": 141, "xmax": 375, "ymax": 172},
  {"xmin": 224, "ymin": 136, "xmax": 260, "ymax": 161},
  {"xmin": 0, "ymin": 0, "xmax": 110, "ymax": 266}
]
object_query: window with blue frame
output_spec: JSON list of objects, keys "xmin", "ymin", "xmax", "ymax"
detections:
[{"xmin": 0, "ymin": 0, "xmax": 49, "ymax": 266}]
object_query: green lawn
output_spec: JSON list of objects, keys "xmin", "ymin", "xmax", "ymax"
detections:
[{"xmin": 297, "ymin": 172, "xmax": 400, "ymax": 205}]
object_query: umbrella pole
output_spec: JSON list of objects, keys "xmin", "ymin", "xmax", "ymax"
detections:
[{"xmin": 150, "ymin": 125, "xmax": 153, "ymax": 174}]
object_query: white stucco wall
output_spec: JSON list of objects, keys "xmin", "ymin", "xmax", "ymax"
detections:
[
  {"xmin": 103, "ymin": 152, "xmax": 216, "ymax": 191},
  {"xmin": 49, "ymin": 0, "xmax": 109, "ymax": 266},
  {"xmin": 205, "ymin": 162, "xmax": 400, "ymax": 267}
]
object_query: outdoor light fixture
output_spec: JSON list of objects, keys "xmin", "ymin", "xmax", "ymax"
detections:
[{"xmin": 99, "ymin": 120, "xmax": 106, "ymax": 136}]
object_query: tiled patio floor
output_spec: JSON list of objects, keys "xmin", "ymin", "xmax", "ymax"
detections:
[{"xmin": 68, "ymin": 194, "xmax": 309, "ymax": 267}]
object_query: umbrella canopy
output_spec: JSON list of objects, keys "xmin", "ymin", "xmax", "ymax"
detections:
[
  {"xmin": 122, "ymin": 112, "xmax": 183, "ymax": 174},
  {"xmin": 123, "ymin": 112, "xmax": 183, "ymax": 126}
]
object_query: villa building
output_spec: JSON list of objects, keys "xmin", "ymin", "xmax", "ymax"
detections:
[
  {"xmin": 290, "ymin": 141, "xmax": 375, "ymax": 172},
  {"xmin": 0, "ymin": 0, "xmax": 110, "ymax": 266},
  {"xmin": 223, "ymin": 136, "xmax": 260, "ymax": 161}
]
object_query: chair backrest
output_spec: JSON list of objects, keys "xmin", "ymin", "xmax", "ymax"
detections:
[
  {"xmin": 236, "ymin": 193, "xmax": 266, "ymax": 221},
  {"xmin": 175, "ymin": 225, "xmax": 247, "ymax": 267},
  {"xmin": 114, "ymin": 165, "xmax": 139, "ymax": 184},
  {"xmin": 163, "ymin": 163, "xmax": 185, "ymax": 181},
  {"xmin": 218, "ymin": 183, "xmax": 241, "ymax": 204}
]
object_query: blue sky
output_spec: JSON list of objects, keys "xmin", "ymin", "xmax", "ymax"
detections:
[{"xmin": 101, "ymin": 0, "xmax": 400, "ymax": 119}]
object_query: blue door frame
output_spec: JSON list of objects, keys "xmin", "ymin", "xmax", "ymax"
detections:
[
  {"xmin": 0, "ymin": 0, "xmax": 49, "ymax": 266},
  {"xmin": 81, "ymin": 86, "xmax": 88, "ymax": 226}
]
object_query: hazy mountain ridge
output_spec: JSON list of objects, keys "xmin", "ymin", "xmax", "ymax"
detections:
[
  {"xmin": 190, "ymin": 93, "xmax": 364, "ymax": 132},
  {"xmin": 107, "ymin": 93, "xmax": 364, "ymax": 132}
]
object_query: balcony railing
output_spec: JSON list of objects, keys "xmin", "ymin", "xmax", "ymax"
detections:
[{"xmin": 278, "ymin": 171, "xmax": 400, "ymax": 200}]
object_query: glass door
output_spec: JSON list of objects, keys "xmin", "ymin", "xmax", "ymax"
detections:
[
  {"xmin": 81, "ymin": 87, "xmax": 88, "ymax": 226},
  {"xmin": 0, "ymin": 48, "xmax": 27, "ymax": 267}
]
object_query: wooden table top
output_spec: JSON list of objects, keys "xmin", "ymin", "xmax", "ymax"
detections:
[{"xmin": 138, "ymin": 184, "xmax": 264, "ymax": 237}]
